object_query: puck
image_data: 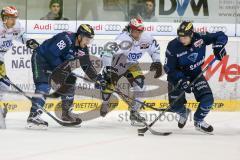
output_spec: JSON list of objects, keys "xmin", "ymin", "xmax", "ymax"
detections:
[{"xmin": 138, "ymin": 133, "xmax": 144, "ymax": 136}]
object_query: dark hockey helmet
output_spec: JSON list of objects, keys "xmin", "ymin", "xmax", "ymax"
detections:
[
  {"xmin": 77, "ymin": 24, "xmax": 94, "ymax": 38},
  {"xmin": 177, "ymin": 21, "xmax": 194, "ymax": 37}
]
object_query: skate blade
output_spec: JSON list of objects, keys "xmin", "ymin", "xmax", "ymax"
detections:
[
  {"xmin": 131, "ymin": 121, "xmax": 145, "ymax": 127},
  {"xmin": 26, "ymin": 123, "xmax": 48, "ymax": 130},
  {"xmin": 195, "ymin": 127, "xmax": 214, "ymax": 135}
]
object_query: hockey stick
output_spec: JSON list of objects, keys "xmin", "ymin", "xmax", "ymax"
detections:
[
  {"xmin": 0, "ymin": 75, "xmax": 82, "ymax": 127},
  {"xmin": 72, "ymin": 73, "xmax": 177, "ymax": 112},
  {"xmin": 137, "ymin": 57, "xmax": 218, "ymax": 135},
  {"xmin": 72, "ymin": 73, "xmax": 172, "ymax": 135},
  {"xmin": 0, "ymin": 89, "xmax": 60, "ymax": 98}
]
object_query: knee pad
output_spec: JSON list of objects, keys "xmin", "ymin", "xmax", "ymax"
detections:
[
  {"xmin": 199, "ymin": 94, "xmax": 214, "ymax": 110},
  {"xmin": 31, "ymin": 83, "xmax": 50, "ymax": 111}
]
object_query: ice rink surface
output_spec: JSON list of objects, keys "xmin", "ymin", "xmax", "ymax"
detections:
[{"xmin": 0, "ymin": 111, "xmax": 240, "ymax": 160}]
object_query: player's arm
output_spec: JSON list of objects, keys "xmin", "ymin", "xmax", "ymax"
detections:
[
  {"xmin": 14, "ymin": 22, "xmax": 39, "ymax": 49},
  {"xmin": 16, "ymin": 31, "xmax": 39, "ymax": 50},
  {"xmin": 202, "ymin": 31, "xmax": 228, "ymax": 60},
  {"xmin": 78, "ymin": 48, "xmax": 98, "ymax": 80},
  {"xmin": 101, "ymin": 37, "xmax": 129, "ymax": 74},
  {"xmin": 148, "ymin": 36, "xmax": 163, "ymax": 78},
  {"xmin": 46, "ymin": 32, "xmax": 73, "ymax": 68},
  {"xmin": 163, "ymin": 43, "xmax": 185, "ymax": 82}
]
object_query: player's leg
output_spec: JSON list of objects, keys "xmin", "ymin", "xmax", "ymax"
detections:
[
  {"xmin": 168, "ymin": 80, "xmax": 191, "ymax": 128},
  {"xmin": 192, "ymin": 75, "xmax": 214, "ymax": 133},
  {"xmin": 0, "ymin": 62, "xmax": 10, "ymax": 119},
  {"xmin": 125, "ymin": 64, "xmax": 146, "ymax": 124},
  {"xmin": 0, "ymin": 63, "xmax": 8, "ymax": 128},
  {"xmin": 60, "ymin": 75, "xmax": 77, "ymax": 121},
  {"xmin": 27, "ymin": 52, "xmax": 51, "ymax": 129},
  {"xmin": 99, "ymin": 69, "xmax": 118, "ymax": 117}
]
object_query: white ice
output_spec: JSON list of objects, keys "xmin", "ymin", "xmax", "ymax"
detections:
[{"xmin": 0, "ymin": 111, "xmax": 240, "ymax": 160}]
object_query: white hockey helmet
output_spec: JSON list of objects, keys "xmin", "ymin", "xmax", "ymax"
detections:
[{"xmin": 1, "ymin": 6, "xmax": 19, "ymax": 20}]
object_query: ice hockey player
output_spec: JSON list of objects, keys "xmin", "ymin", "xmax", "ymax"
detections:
[
  {"xmin": 0, "ymin": 6, "xmax": 38, "ymax": 121},
  {"xmin": 27, "ymin": 24, "xmax": 104, "ymax": 129},
  {"xmin": 97, "ymin": 17, "xmax": 162, "ymax": 125},
  {"xmin": 164, "ymin": 21, "xmax": 228, "ymax": 133}
]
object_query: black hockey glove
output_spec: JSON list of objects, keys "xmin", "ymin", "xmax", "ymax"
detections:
[
  {"xmin": 150, "ymin": 62, "xmax": 163, "ymax": 78},
  {"xmin": 178, "ymin": 78, "xmax": 192, "ymax": 93},
  {"xmin": 95, "ymin": 74, "xmax": 107, "ymax": 91},
  {"xmin": 212, "ymin": 42, "xmax": 226, "ymax": 61},
  {"xmin": 26, "ymin": 39, "xmax": 39, "ymax": 49}
]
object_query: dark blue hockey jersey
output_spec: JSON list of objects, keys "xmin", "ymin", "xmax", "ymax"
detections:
[
  {"xmin": 35, "ymin": 31, "xmax": 97, "ymax": 79},
  {"xmin": 164, "ymin": 31, "xmax": 228, "ymax": 82}
]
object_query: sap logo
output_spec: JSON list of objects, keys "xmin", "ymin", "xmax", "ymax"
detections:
[
  {"xmin": 128, "ymin": 52, "xmax": 142, "ymax": 61},
  {"xmin": 189, "ymin": 57, "xmax": 204, "ymax": 70},
  {"xmin": 159, "ymin": 0, "xmax": 209, "ymax": 16}
]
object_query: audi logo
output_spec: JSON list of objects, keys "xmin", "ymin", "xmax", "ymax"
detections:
[
  {"xmin": 104, "ymin": 24, "xmax": 121, "ymax": 31},
  {"xmin": 208, "ymin": 26, "xmax": 227, "ymax": 33},
  {"xmin": 54, "ymin": 24, "xmax": 69, "ymax": 31},
  {"xmin": 156, "ymin": 25, "xmax": 173, "ymax": 32}
]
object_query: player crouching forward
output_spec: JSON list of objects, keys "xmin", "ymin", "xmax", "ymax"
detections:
[
  {"xmin": 97, "ymin": 18, "xmax": 163, "ymax": 125},
  {"xmin": 164, "ymin": 21, "xmax": 228, "ymax": 133},
  {"xmin": 27, "ymin": 24, "xmax": 104, "ymax": 129}
]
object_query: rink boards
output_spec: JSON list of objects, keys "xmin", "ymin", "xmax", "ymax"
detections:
[
  {"xmin": 0, "ymin": 99, "xmax": 240, "ymax": 112},
  {"xmin": 1, "ymin": 35, "xmax": 239, "ymax": 112}
]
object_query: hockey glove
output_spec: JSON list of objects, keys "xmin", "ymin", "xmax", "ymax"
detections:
[
  {"xmin": 178, "ymin": 78, "xmax": 192, "ymax": 93},
  {"xmin": 150, "ymin": 62, "xmax": 163, "ymax": 78},
  {"xmin": 95, "ymin": 74, "xmax": 107, "ymax": 91},
  {"xmin": 212, "ymin": 42, "xmax": 226, "ymax": 61},
  {"xmin": 26, "ymin": 39, "xmax": 39, "ymax": 49}
]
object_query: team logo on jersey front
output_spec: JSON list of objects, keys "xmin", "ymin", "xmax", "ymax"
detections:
[
  {"xmin": 187, "ymin": 52, "xmax": 198, "ymax": 62},
  {"xmin": 128, "ymin": 52, "xmax": 142, "ymax": 61}
]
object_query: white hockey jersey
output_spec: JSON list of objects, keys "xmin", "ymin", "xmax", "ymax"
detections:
[
  {"xmin": 0, "ymin": 21, "xmax": 26, "ymax": 62},
  {"xmin": 102, "ymin": 31, "xmax": 160, "ymax": 75}
]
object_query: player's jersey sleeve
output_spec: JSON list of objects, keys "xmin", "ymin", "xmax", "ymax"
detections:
[
  {"xmin": 14, "ymin": 21, "xmax": 28, "ymax": 44},
  {"xmin": 79, "ymin": 48, "xmax": 98, "ymax": 80},
  {"xmin": 164, "ymin": 42, "xmax": 185, "ymax": 81},
  {"xmin": 201, "ymin": 31, "xmax": 228, "ymax": 46},
  {"xmin": 38, "ymin": 32, "xmax": 73, "ymax": 68},
  {"xmin": 48, "ymin": 32, "xmax": 72, "ymax": 58},
  {"xmin": 146, "ymin": 34, "xmax": 160, "ymax": 62}
]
